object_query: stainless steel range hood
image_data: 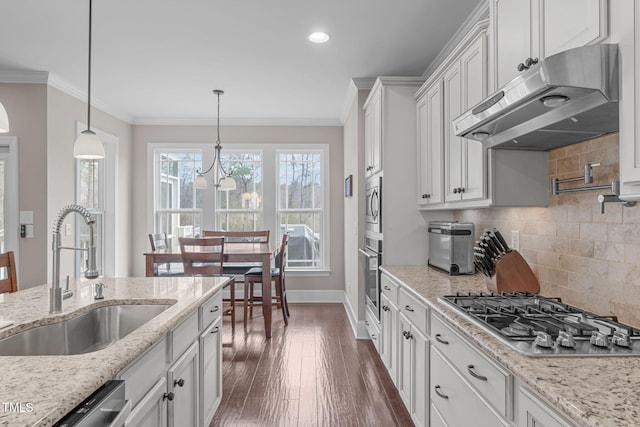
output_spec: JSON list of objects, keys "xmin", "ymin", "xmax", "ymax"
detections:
[{"xmin": 453, "ymin": 44, "xmax": 619, "ymax": 150}]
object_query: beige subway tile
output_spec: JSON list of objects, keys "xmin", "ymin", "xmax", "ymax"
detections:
[
  {"xmin": 557, "ymin": 222, "xmax": 579, "ymax": 238},
  {"xmin": 537, "ymin": 250, "xmax": 559, "ymax": 268},
  {"xmin": 624, "ymin": 244, "xmax": 640, "ymax": 266},
  {"xmin": 568, "ymin": 239, "xmax": 594, "ymax": 258},
  {"xmin": 547, "ymin": 268, "xmax": 568, "ymax": 286},
  {"xmin": 557, "ymin": 156, "xmax": 580, "ymax": 174},
  {"xmin": 609, "ymin": 301, "xmax": 640, "ymax": 328},
  {"xmin": 622, "ymin": 204, "xmax": 640, "ymax": 223},
  {"xmin": 568, "ymin": 205, "xmax": 592, "ymax": 222},
  {"xmin": 548, "ymin": 146, "xmax": 567, "ymax": 160},
  {"xmin": 559, "ymin": 254, "xmax": 589, "ymax": 272},
  {"xmin": 592, "ymin": 201, "xmax": 622, "ymax": 223}
]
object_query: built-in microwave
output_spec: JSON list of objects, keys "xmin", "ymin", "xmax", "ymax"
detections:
[{"xmin": 365, "ymin": 175, "xmax": 382, "ymax": 234}]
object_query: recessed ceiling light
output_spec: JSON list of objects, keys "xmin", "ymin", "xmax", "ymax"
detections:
[{"xmin": 308, "ymin": 32, "xmax": 330, "ymax": 43}]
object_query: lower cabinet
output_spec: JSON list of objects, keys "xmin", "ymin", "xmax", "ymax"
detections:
[
  {"xmin": 121, "ymin": 290, "xmax": 224, "ymax": 427},
  {"xmin": 167, "ymin": 342, "xmax": 199, "ymax": 427},
  {"xmin": 380, "ymin": 292, "xmax": 399, "ymax": 383},
  {"xmin": 517, "ymin": 386, "xmax": 574, "ymax": 427},
  {"xmin": 200, "ymin": 316, "xmax": 223, "ymax": 426},
  {"xmin": 365, "ymin": 305, "xmax": 381, "ymax": 352},
  {"xmin": 397, "ymin": 311, "xmax": 429, "ymax": 427}
]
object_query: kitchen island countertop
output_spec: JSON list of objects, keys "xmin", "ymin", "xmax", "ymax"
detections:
[
  {"xmin": 0, "ymin": 276, "xmax": 230, "ymax": 426},
  {"xmin": 382, "ymin": 265, "xmax": 640, "ymax": 427}
]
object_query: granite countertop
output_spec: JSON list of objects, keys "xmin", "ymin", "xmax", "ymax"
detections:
[
  {"xmin": 382, "ymin": 265, "xmax": 640, "ymax": 427},
  {"xmin": 0, "ymin": 276, "xmax": 230, "ymax": 427}
]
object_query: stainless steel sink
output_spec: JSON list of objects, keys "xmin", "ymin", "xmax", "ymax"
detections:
[{"xmin": 0, "ymin": 304, "xmax": 172, "ymax": 356}]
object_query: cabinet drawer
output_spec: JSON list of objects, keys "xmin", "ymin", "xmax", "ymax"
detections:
[
  {"xmin": 431, "ymin": 314, "xmax": 512, "ymax": 418},
  {"xmin": 119, "ymin": 336, "xmax": 168, "ymax": 408},
  {"xmin": 398, "ymin": 288, "xmax": 428, "ymax": 335},
  {"xmin": 431, "ymin": 348, "xmax": 509, "ymax": 427},
  {"xmin": 380, "ymin": 273, "xmax": 399, "ymax": 305},
  {"xmin": 365, "ymin": 306, "xmax": 381, "ymax": 353},
  {"xmin": 200, "ymin": 291, "xmax": 223, "ymax": 330},
  {"xmin": 172, "ymin": 311, "xmax": 199, "ymax": 360}
]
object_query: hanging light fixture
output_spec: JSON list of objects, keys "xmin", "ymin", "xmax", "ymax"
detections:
[
  {"xmin": 194, "ymin": 89, "xmax": 236, "ymax": 191},
  {"xmin": 73, "ymin": 0, "xmax": 105, "ymax": 159},
  {"xmin": 0, "ymin": 100, "xmax": 9, "ymax": 133}
]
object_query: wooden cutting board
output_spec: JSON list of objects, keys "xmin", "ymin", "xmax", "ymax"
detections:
[{"xmin": 485, "ymin": 251, "xmax": 540, "ymax": 294}]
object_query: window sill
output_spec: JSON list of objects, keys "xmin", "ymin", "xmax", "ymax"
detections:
[{"xmin": 286, "ymin": 269, "xmax": 331, "ymax": 277}]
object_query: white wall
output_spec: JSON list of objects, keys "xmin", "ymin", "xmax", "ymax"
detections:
[{"xmin": 131, "ymin": 124, "xmax": 345, "ymax": 291}]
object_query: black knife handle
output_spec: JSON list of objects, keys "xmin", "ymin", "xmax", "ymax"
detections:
[
  {"xmin": 488, "ymin": 231, "xmax": 506, "ymax": 254},
  {"xmin": 493, "ymin": 229, "xmax": 511, "ymax": 252}
]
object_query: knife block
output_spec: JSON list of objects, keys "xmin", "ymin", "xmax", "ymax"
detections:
[{"xmin": 485, "ymin": 251, "xmax": 540, "ymax": 294}]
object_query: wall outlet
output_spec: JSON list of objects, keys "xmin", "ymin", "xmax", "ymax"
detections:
[{"xmin": 511, "ymin": 230, "xmax": 520, "ymax": 251}]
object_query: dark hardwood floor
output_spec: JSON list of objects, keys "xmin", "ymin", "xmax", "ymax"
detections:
[{"xmin": 211, "ymin": 303, "xmax": 414, "ymax": 427}]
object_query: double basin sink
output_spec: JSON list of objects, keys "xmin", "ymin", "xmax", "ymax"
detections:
[{"xmin": 0, "ymin": 303, "xmax": 172, "ymax": 356}]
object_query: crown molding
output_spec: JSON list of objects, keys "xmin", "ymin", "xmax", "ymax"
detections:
[
  {"xmin": 340, "ymin": 77, "xmax": 375, "ymax": 124},
  {"xmin": 422, "ymin": 0, "xmax": 490, "ymax": 78},
  {"xmin": 133, "ymin": 116, "xmax": 342, "ymax": 127}
]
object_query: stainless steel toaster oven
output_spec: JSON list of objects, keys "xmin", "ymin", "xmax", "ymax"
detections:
[{"xmin": 428, "ymin": 221, "xmax": 475, "ymax": 275}]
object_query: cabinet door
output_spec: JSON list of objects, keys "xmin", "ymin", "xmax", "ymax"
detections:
[
  {"xmin": 460, "ymin": 34, "xmax": 487, "ymax": 201},
  {"xmin": 200, "ymin": 317, "xmax": 222, "ymax": 427},
  {"xmin": 541, "ymin": 0, "xmax": 608, "ymax": 58},
  {"xmin": 168, "ymin": 342, "xmax": 199, "ymax": 427},
  {"xmin": 364, "ymin": 88, "xmax": 382, "ymax": 177},
  {"xmin": 518, "ymin": 387, "xmax": 571, "ymax": 427},
  {"xmin": 443, "ymin": 61, "xmax": 463, "ymax": 202},
  {"xmin": 125, "ymin": 377, "xmax": 168, "ymax": 427},
  {"xmin": 397, "ymin": 313, "xmax": 413, "ymax": 409},
  {"xmin": 380, "ymin": 293, "xmax": 399, "ymax": 384},
  {"xmin": 491, "ymin": 0, "xmax": 535, "ymax": 89},
  {"xmin": 411, "ymin": 325, "xmax": 429, "ymax": 427},
  {"xmin": 417, "ymin": 81, "xmax": 444, "ymax": 207}
]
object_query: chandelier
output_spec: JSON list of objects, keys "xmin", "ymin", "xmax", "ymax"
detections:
[{"xmin": 194, "ymin": 89, "xmax": 236, "ymax": 191}]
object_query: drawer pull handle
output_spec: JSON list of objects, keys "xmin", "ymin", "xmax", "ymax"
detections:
[
  {"xmin": 402, "ymin": 330, "xmax": 413, "ymax": 340},
  {"xmin": 365, "ymin": 320, "xmax": 369, "ymax": 326},
  {"xmin": 174, "ymin": 378, "xmax": 185, "ymax": 387},
  {"xmin": 435, "ymin": 333, "xmax": 449, "ymax": 345},
  {"xmin": 467, "ymin": 365, "xmax": 488, "ymax": 381},
  {"xmin": 382, "ymin": 305, "xmax": 390, "ymax": 312},
  {"xmin": 211, "ymin": 326, "xmax": 220, "ymax": 334},
  {"xmin": 434, "ymin": 385, "xmax": 448, "ymax": 399},
  {"xmin": 211, "ymin": 306, "xmax": 220, "ymax": 313},
  {"xmin": 404, "ymin": 305, "xmax": 414, "ymax": 312},
  {"xmin": 371, "ymin": 334, "xmax": 377, "ymax": 340},
  {"xmin": 383, "ymin": 285, "xmax": 391, "ymax": 291}
]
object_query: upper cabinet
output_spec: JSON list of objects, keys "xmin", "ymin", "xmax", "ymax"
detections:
[
  {"xmin": 364, "ymin": 86, "xmax": 383, "ymax": 177},
  {"xmin": 416, "ymin": 81, "xmax": 444, "ymax": 207},
  {"xmin": 491, "ymin": 0, "xmax": 608, "ymax": 90}
]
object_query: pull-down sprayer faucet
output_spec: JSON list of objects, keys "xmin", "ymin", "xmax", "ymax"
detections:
[{"xmin": 50, "ymin": 204, "xmax": 99, "ymax": 314}]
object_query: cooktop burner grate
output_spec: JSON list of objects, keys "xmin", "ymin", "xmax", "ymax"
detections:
[{"xmin": 439, "ymin": 292, "xmax": 640, "ymax": 357}]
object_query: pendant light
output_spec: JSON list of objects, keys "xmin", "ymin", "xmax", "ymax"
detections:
[
  {"xmin": 73, "ymin": 0, "xmax": 105, "ymax": 159},
  {"xmin": 194, "ymin": 89, "xmax": 236, "ymax": 191},
  {"xmin": 0, "ymin": 101, "xmax": 8, "ymax": 133}
]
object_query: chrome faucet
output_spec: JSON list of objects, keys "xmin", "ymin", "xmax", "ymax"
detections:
[{"xmin": 51, "ymin": 204, "xmax": 99, "ymax": 314}]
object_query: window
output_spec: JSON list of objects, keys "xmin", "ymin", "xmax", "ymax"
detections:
[
  {"xmin": 76, "ymin": 159, "xmax": 104, "ymax": 276},
  {"xmin": 277, "ymin": 151, "xmax": 324, "ymax": 268},
  {"xmin": 149, "ymin": 143, "xmax": 329, "ymax": 272},
  {"xmin": 154, "ymin": 150, "xmax": 203, "ymax": 246},
  {"xmin": 0, "ymin": 137, "xmax": 18, "ymax": 280},
  {"xmin": 216, "ymin": 151, "xmax": 263, "ymax": 231}
]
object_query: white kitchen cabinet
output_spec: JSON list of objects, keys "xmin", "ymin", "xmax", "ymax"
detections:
[
  {"xmin": 380, "ymin": 273, "xmax": 400, "ymax": 384},
  {"xmin": 490, "ymin": 0, "xmax": 608, "ymax": 90},
  {"xmin": 517, "ymin": 386, "xmax": 574, "ymax": 427},
  {"xmin": 365, "ymin": 305, "xmax": 381, "ymax": 353},
  {"xmin": 364, "ymin": 85, "xmax": 382, "ymax": 177},
  {"xmin": 200, "ymin": 317, "xmax": 222, "ymax": 427},
  {"xmin": 397, "ymin": 311, "xmax": 429, "ymax": 427},
  {"xmin": 416, "ymin": 80, "xmax": 444, "ymax": 207},
  {"xmin": 431, "ymin": 348, "xmax": 509, "ymax": 427},
  {"xmin": 444, "ymin": 30, "xmax": 487, "ymax": 203},
  {"xmin": 125, "ymin": 377, "xmax": 168, "ymax": 427},
  {"xmin": 167, "ymin": 341, "xmax": 199, "ymax": 427}
]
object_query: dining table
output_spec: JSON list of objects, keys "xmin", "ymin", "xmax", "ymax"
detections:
[{"xmin": 143, "ymin": 241, "xmax": 276, "ymax": 338}]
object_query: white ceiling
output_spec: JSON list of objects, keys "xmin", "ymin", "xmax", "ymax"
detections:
[{"xmin": 0, "ymin": 0, "xmax": 483, "ymax": 125}]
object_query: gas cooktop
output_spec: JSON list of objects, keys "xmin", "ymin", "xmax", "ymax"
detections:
[{"xmin": 440, "ymin": 292, "xmax": 640, "ymax": 357}]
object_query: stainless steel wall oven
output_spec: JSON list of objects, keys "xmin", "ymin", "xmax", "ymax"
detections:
[{"xmin": 360, "ymin": 235, "xmax": 382, "ymax": 321}]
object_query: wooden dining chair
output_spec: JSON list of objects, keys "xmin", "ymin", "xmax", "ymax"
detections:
[
  {"xmin": 179, "ymin": 236, "xmax": 236, "ymax": 328},
  {"xmin": 243, "ymin": 233, "xmax": 289, "ymax": 325},
  {"xmin": 0, "ymin": 251, "xmax": 18, "ymax": 294},
  {"xmin": 149, "ymin": 232, "xmax": 182, "ymax": 275}
]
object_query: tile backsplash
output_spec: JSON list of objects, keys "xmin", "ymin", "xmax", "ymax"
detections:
[{"xmin": 455, "ymin": 133, "xmax": 640, "ymax": 327}]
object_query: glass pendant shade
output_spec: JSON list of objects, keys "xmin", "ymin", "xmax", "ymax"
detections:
[
  {"xmin": 74, "ymin": 129, "xmax": 105, "ymax": 159},
  {"xmin": 194, "ymin": 174, "xmax": 208, "ymax": 190},
  {"xmin": 0, "ymin": 101, "xmax": 9, "ymax": 133},
  {"xmin": 218, "ymin": 176, "xmax": 237, "ymax": 191}
]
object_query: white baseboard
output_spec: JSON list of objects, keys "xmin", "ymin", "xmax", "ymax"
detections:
[{"xmin": 343, "ymin": 292, "xmax": 370, "ymax": 339}]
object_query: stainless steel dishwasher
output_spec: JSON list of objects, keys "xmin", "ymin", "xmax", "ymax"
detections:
[{"xmin": 54, "ymin": 380, "xmax": 130, "ymax": 427}]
